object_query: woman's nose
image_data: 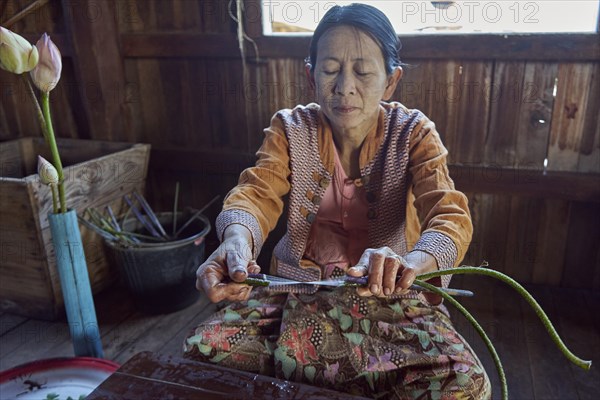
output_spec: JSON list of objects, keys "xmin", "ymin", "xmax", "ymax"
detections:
[{"xmin": 334, "ymin": 71, "xmax": 356, "ymax": 95}]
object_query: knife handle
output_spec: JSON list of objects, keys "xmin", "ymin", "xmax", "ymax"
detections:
[
  {"xmin": 343, "ymin": 276, "xmax": 369, "ymax": 286},
  {"xmin": 243, "ymin": 276, "xmax": 270, "ymax": 287}
]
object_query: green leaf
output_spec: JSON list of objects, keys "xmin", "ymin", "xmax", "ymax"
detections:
[
  {"xmin": 427, "ymin": 378, "xmax": 442, "ymax": 392},
  {"xmin": 411, "ymin": 389, "xmax": 427, "ymax": 398},
  {"xmin": 451, "ymin": 343, "xmax": 465, "ymax": 352},
  {"xmin": 224, "ymin": 309, "xmax": 242, "ymax": 322},
  {"xmin": 210, "ymin": 352, "xmax": 230, "ymax": 363},
  {"xmin": 417, "ymin": 331, "xmax": 431, "ymax": 349},
  {"xmin": 46, "ymin": 395, "xmax": 60, "ymax": 400},
  {"xmin": 247, "ymin": 310, "xmax": 261, "ymax": 320},
  {"xmin": 247, "ymin": 299, "xmax": 262, "ymax": 308},
  {"xmin": 424, "ymin": 347, "xmax": 440, "ymax": 357},
  {"xmin": 197, "ymin": 343, "xmax": 214, "ymax": 356},
  {"xmin": 186, "ymin": 334, "xmax": 204, "ymax": 348},
  {"xmin": 360, "ymin": 319, "xmax": 371, "ymax": 334},
  {"xmin": 304, "ymin": 365, "xmax": 316, "ymax": 382},
  {"xmin": 389, "ymin": 302, "xmax": 403, "ymax": 314},
  {"xmin": 327, "ymin": 307, "xmax": 341, "ymax": 320},
  {"xmin": 432, "ymin": 333, "xmax": 444, "ymax": 343},
  {"xmin": 343, "ymin": 332, "xmax": 364, "ymax": 345},
  {"xmin": 428, "ymin": 379, "xmax": 441, "ymax": 391},
  {"xmin": 339, "ymin": 313, "xmax": 352, "ymax": 331},
  {"xmin": 275, "ymin": 346, "xmax": 297, "ymax": 379},
  {"xmin": 456, "ymin": 372, "xmax": 471, "ymax": 387}
]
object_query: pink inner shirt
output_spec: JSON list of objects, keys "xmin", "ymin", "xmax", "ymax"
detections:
[{"xmin": 303, "ymin": 145, "xmax": 370, "ymax": 279}]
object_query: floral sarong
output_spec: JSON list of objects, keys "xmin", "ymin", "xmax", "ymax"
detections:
[{"xmin": 184, "ymin": 288, "xmax": 491, "ymax": 399}]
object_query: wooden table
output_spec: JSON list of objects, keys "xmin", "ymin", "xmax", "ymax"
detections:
[{"xmin": 87, "ymin": 351, "xmax": 370, "ymax": 399}]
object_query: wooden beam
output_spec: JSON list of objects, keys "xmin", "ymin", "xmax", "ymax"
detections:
[
  {"xmin": 122, "ymin": 33, "xmax": 241, "ymax": 59},
  {"xmin": 61, "ymin": 0, "xmax": 127, "ymax": 140},
  {"xmin": 399, "ymin": 33, "xmax": 600, "ymax": 61},
  {"xmin": 150, "ymin": 148, "xmax": 600, "ymax": 202},
  {"xmin": 121, "ymin": 33, "xmax": 600, "ymax": 61},
  {"xmin": 449, "ymin": 165, "xmax": 600, "ymax": 203}
]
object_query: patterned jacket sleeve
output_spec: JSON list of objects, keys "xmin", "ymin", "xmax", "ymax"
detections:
[
  {"xmin": 215, "ymin": 114, "xmax": 291, "ymax": 259},
  {"xmin": 408, "ymin": 114, "xmax": 473, "ymax": 283}
]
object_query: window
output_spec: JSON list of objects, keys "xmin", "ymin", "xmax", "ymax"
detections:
[{"xmin": 262, "ymin": 1, "xmax": 600, "ymax": 35}]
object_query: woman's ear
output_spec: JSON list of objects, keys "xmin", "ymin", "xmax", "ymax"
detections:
[
  {"xmin": 305, "ymin": 63, "xmax": 316, "ymax": 90},
  {"xmin": 383, "ymin": 66, "xmax": 403, "ymax": 100}
]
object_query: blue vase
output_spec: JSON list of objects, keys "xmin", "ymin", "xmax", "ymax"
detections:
[{"xmin": 48, "ymin": 209, "xmax": 104, "ymax": 358}]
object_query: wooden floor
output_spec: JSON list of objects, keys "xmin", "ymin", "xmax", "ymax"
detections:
[{"xmin": 1, "ymin": 275, "xmax": 598, "ymax": 399}]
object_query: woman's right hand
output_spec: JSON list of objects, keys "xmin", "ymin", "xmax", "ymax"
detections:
[{"xmin": 195, "ymin": 225, "xmax": 260, "ymax": 303}]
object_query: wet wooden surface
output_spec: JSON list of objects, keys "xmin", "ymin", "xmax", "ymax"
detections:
[{"xmin": 86, "ymin": 351, "xmax": 370, "ymax": 400}]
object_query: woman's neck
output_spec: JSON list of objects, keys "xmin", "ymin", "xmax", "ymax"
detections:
[
  {"xmin": 331, "ymin": 128, "xmax": 369, "ymax": 179},
  {"xmin": 332, "ymin": 130, "xmax": 365, "ymax": 155},
  {"xmin": 331, "ymin": 114, "xmax": 378, "ymax": 153}
]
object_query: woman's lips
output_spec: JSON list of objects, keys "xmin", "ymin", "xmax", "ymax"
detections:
[{"xmin": 334, "ymin": 106, "xmax": 358, "ymax": 114}]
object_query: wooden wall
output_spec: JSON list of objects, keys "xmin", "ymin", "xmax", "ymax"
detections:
[{"xmin": 1, "ymin": 0, "xmax": 599, "ymax": 289}]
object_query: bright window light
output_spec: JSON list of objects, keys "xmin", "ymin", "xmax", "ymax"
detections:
[{"xmin": 263, "ymin": 1, "xmax": 600, "ymax": 35}]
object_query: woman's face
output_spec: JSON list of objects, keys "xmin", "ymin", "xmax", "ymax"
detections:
[{"xmin": 311, "ymin": 25, "xmax": 401, "ymax": 136}]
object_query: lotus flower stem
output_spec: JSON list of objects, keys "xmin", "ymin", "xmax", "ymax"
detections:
[
  {"xmin": 88, "ymin": 209, "xmax": 119, "ymax": 235},
  {"xmin": 2, "ymin": 0, "xmax": 50, "ymax": 29},
  {"xmin": 50, "ymin": 183, "xmax": 58, "ymax": 214},
  {"xmin": 21, "ymin": 74, "xmax": 48, "ymax": 142},
  {"xmin": 414, "ymin": 278, "xmax": 508, "ymax": 400},
  {"xmin": 123, "ymin": 194, "xmax": 162, "ymax": 238},
  {"xmin": 40, "ymin": 91, "xmax": 66, "ymax": 213},
  {"xmin": 133, "ymin": 191, "xmax": 168, "ymax": 239},
  {"xmin": 417, "ymin": 266, "xmax": 592, "ymax": 371},
  {"xmin": 80, "ymin": 212, "xmax": 119, "ymax": 241},
  {"xmin": 83, "ymin": 208, "xmax": 160, "ymax": 244},
  {"xmin": 174, "ymin": 195, "xmax": 219, "ymax": 238},
  {"xmin": 104, "ymin": 206, "xmax": 141, "ymax": 243},
  {"xmin": 106, "ymin": 206, "xmax": 121, "ymax": 232},
  {"xmin": 119, "ymin": 205, "xmax": 133, "ymax": 231}
]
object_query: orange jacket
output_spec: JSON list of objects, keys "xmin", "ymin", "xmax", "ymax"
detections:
[{"xmin": 216, "ymin": 102, "xmax": 472, "ymax": 281}]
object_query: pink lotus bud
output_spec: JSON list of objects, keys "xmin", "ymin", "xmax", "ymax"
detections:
[
  {"xmin": 37, "ymin": 155, "xmax": 59, "ymax": 185},
  {"xmin": 30, "ymin": 33, "xmax": 62, "ymax": 92},
  {"xmin": 0, "ymin": 26, "xmax": 39, "ymax": 74}
]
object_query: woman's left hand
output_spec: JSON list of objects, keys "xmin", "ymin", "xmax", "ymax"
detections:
[{"xmin": 347, "ymin": 248, "xmax": 438, "ymax": 298}]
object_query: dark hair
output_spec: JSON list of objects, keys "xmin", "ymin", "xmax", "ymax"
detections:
[{"xmin": 307, "ymin": 3, "xmax": 402, "ymax": 75}]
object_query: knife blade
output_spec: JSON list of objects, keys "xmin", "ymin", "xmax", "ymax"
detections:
[{"xmin": 244, "ymin": 274, "xmax": 474, "ymax": 297}]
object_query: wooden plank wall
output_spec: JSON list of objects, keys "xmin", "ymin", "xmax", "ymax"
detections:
[
  {"xmin": 1, "ymin": 0, "xmax": 598, "ymax": 289},
  {"xmin": 395, "ymin": 59, "xmax": 600, "ymax": 287}
]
